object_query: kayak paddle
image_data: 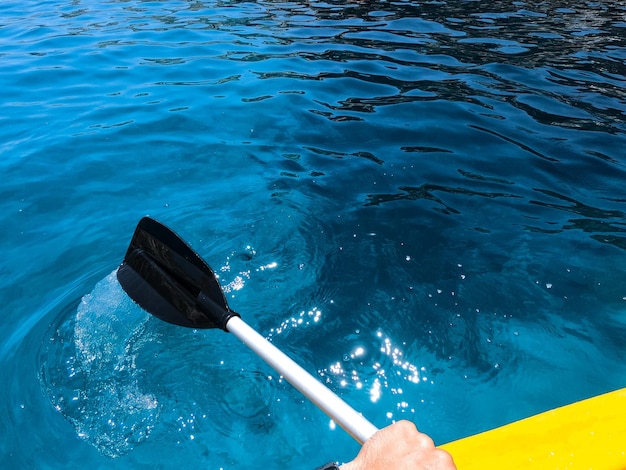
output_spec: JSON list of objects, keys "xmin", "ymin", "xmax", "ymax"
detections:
[{"xmin": 116, "ymin": 216, "xmax": 379, "ymax": 444}]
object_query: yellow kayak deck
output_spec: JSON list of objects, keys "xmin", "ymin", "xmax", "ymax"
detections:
[{"xmin": 440, "ymin": 387, "xmax": 626, "ymax": 469}]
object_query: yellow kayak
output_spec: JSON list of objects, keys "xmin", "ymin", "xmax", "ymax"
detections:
[{"xmin": 441, "ymin": 387, "xmax": 626, "ymax": 469}]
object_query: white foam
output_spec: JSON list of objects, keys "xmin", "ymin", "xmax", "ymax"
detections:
[{"xmin": 67, "ymin": 271, "xmax": 159, "ymax": 458}]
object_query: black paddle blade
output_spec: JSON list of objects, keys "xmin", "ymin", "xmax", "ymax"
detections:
[{"xmin": 116, "ymin": 217, "xmax": 239, "ymax": 330}]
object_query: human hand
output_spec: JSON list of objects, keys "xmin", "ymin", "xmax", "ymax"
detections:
[{"xmin": 340, "ymin": 420, "xmax": 456, "ymax": 470}]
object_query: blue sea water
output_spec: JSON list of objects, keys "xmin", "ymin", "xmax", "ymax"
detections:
[{"xmin": 1, "ymin": 0, "xmax": 626, "ymax": 467}]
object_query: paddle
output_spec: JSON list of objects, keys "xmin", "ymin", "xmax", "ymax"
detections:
[{"xmin": 116, "ymin": 216, "xmax": 379, "ymax": 444}]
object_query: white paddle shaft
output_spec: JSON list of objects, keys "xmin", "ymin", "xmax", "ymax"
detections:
[{"xmin": 226, "ymin": 315, "xmax": 379, "ymax": 444}]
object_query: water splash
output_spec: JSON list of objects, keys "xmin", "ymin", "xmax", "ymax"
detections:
[{"xmin": 41, "ymin": 271, "xmax": 159, "ymax": 458}]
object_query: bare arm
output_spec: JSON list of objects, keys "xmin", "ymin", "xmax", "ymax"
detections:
[{"xmin": 340, "ymin": 420, "xmax": 457, "ymax": 470}]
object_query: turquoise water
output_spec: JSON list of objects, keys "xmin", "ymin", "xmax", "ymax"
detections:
[{"xmin": 2, "ymin": 0, "xmax": 626, "ymax": 467}]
